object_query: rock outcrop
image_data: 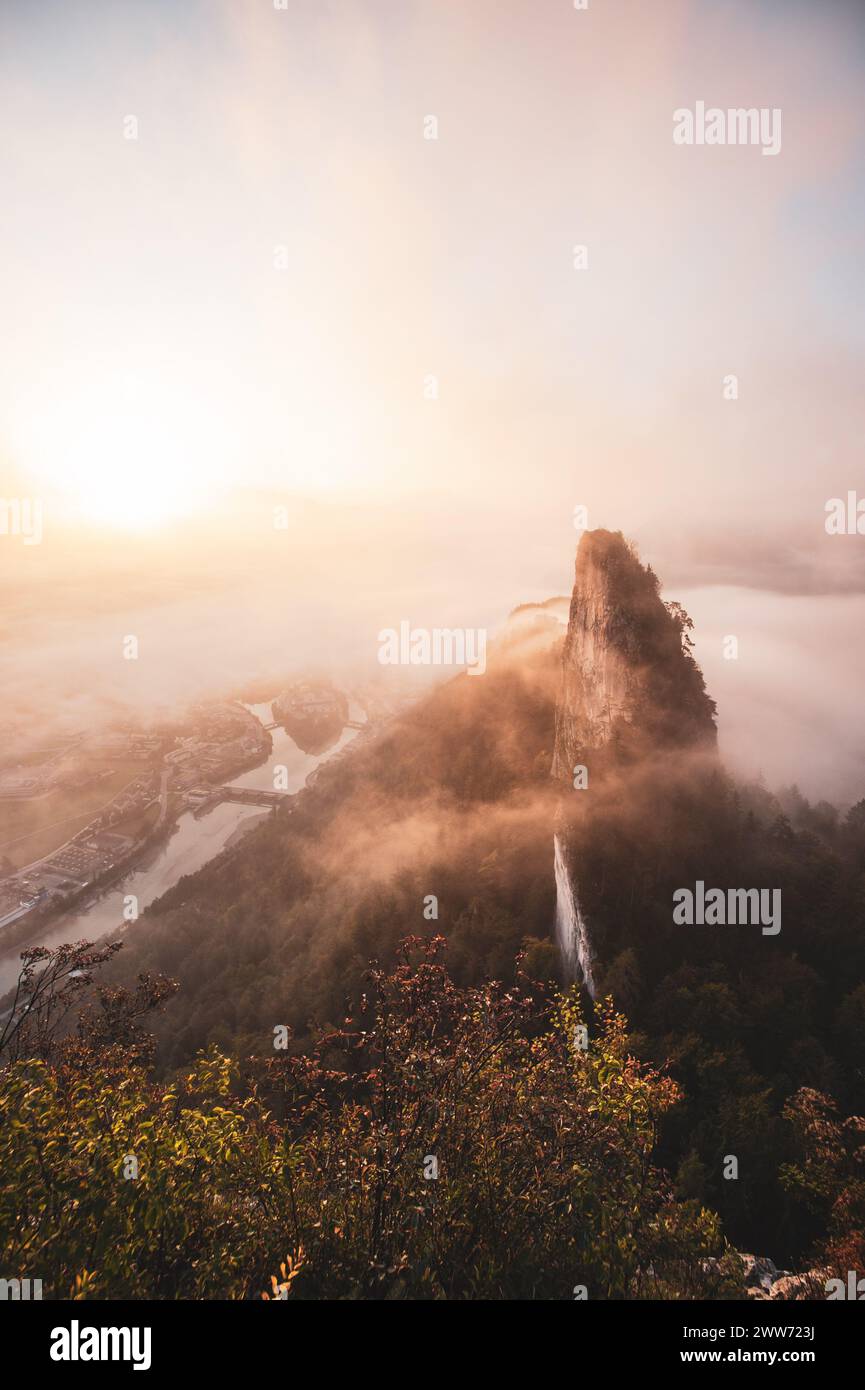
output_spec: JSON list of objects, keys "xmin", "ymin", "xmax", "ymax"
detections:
[
  {"xmin": 702, "ymin": 1253, "xmax": 831, "ymax": 1300},
  {"xmin": 738, "ymin": 1255, "xmax": 831, "ymax": 1301},
  {"xmin": 551, "ymin": 530, "xmax": 718, "ymax": 990},
  {"xmin": 552, "ymin": 529, "xmax": 716, "ymax": 783}
]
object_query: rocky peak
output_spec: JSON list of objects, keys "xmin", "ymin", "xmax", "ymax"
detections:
[{"xmin": 552, "ymin": 529, "xmax": 716, "ymax": 782}]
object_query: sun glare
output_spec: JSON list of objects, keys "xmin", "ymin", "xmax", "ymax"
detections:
[
  {"xmin": 20, "ymin": 375, "xmax": 217, "ymax": 530},
  {"xmin": 70, "ymin": 427, "xmax": 202, "ymax": 530}
]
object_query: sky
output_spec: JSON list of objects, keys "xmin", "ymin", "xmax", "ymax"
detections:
[{"xmin": 1, "ymin": 0, "xmax": 864, "ymax": 798}]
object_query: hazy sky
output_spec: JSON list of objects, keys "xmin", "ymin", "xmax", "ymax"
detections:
[{"xmin": 1, "ymin": 0, "xmax": 864, "ymax": 798}]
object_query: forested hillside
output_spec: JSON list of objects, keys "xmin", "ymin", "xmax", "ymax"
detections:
[
  {"xmin": 90, "ymin": 610, "xmax": 865, "ymax": 1273},
  {"xmin": 113, "ymin": 636, "xmax": 563, "ymax": 1062}
]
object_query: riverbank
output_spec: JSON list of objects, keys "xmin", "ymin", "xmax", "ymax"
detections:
[
  {"xmin": 0, "ymin": 702, "xmax": 372, "ymax": 996},
  {"xmin": 224, "ymin": 810, "xmax": 270, "ymax": 849}
]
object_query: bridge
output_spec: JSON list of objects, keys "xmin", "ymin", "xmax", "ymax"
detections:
[{"xmin": 192, "ymin": 786, "xmax": 290, "ymax": 816}]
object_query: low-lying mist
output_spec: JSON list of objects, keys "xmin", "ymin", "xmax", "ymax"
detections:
[{"xmin": 2, "ymin": 498, "xmax": 863, "ymax": 804}]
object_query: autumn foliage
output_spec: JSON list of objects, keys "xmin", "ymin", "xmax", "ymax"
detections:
[{"xmin": 0, "ymin": 937, "xmax": 741, "ymax": 1299}]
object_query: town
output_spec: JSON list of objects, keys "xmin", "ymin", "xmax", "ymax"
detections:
[{"xmin": 0, "ymin": 701, "xmax": 271, "ymax": 935}]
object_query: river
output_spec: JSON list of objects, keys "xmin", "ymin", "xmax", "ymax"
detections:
[{"xmin": 0, "ymin": 701, "xmax": 364, "ymax": 995}]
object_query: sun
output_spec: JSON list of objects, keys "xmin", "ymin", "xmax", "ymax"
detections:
[
  {"xmin": 69, "ymin": 425, "xmax": 203, "ymax": 530},
  {"xmin": 20, "ymin": 373, "xmax": 218, "ymax": 530}
]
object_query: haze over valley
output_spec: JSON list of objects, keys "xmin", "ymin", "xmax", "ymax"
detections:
[{"xmin": 2, "ymin": 0, "xmax": 865, "ymax": 1322}]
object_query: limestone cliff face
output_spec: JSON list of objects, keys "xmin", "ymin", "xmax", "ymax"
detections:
[{"xmin": 552, "ymin": 530, "xmax": 716, "ymax": 783}]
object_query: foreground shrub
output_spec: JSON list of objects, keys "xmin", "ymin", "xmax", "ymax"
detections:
[{"xmin": 0, "ymin": 938, "xmax": 739, "ymax": 1299}]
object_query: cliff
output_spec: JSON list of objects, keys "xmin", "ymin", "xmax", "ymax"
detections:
[{"xmin": 552, "ymin": 529, "xmax": 716, "ymax": 783}]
